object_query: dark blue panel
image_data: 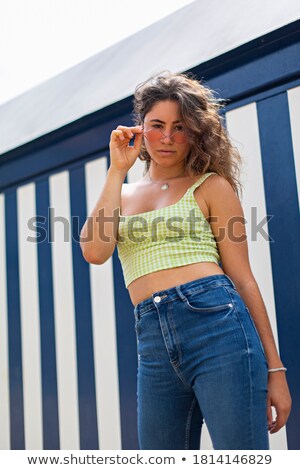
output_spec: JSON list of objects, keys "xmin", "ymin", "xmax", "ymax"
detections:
[
  {"xmin": 257, "ymin": 93, "xmax": 300, "ymax": 450},
  {"xmin": 35, "ymin": 179, "xmax": 60, "ymax": 449},
  {"xmin": 69, "ymin": 165, "xmax": 99, "ymax": 450},
  {"xmin": 196, "ymin": 23, "xmax": 300, "ymax": 101},
  {"xmin": 224, "ymin": 77, "xmax": 300, "ymax": 113},
  {"xmin": 5, "ymin": 191, "xmax": 25, "ymax": 449},
  {"xmin": 0, "ymin": 112, "xmax": 133, "ymax": 192},
  {"xmin": 112, "ymin": 249, "xmax": 139, "ymax": 450}
]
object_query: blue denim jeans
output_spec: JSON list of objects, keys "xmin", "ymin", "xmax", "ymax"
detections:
[{"xmin": 133, "ymin": 274, "xmax": 269, "ymax": 450}]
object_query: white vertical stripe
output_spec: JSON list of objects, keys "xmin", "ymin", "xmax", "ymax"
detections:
[
  {"xmin": 49, "ymin": 171, "xmax": 80, "ymax": 450},
  {"xmin": 85, "ymin": 157, "xmax": 122, "ymax": 450},
  {"xmin": 127, "ymin": 157, "xmax": 145, "ymax": 183},
  {"xmin": 287, "ymin": 85, "xmax": 300, "ymax": 209},
  {"xmin": 17, "ymin": 184, "xmax": 43, "ymax": 449},
  {"xmin": 226, "ymin": 102, "xmax": 288, "ymax": 450},
  {"xmin": 200, "ymin": 423, "xmax": 213, "ymax": 450},
  {"xmin": 0, "ymin": 194, "xmax": 10, "ymax": 449}
]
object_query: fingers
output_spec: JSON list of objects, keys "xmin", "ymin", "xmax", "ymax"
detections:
[
  {"xmin": 269, "ymin": 407, "xmax": 291, "ymax": 434},
  {"xmin": 270, "ymin": 417, "xmax": 283, "ymax": 434},
  {"xmin": 267, "ymin": 397, "xmax": 273, "ymax": 430},
  {"xmin": 111, "ymin": 130, "xmax": 126, "ymax": 142},
  {"xmin": 119, "ymin": 125, "xmax": 143, "ymax": 133},
  {"xmin": 133, "ymin": 131, "xmax": 143, "ymax": 151},
  {"xmin": 267, "ymin": 374, "xmax": 292, "ymax": 434},
  {"xmin": 268, "ymin": 400, "xmax": 292, "ymax": 434},
  {"xmin": 111, "ymin": 126, "xmax": 143, "ymax": 140}
]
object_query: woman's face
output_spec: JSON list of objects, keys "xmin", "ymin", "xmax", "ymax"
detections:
[{"xmin": 143, "ymin": 100, "xmax": 191, "ymax": 169}]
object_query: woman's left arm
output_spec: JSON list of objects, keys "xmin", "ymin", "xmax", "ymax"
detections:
[{"xmin": 199, "ymin": 175, "xmax": 292, "ymax": 434}]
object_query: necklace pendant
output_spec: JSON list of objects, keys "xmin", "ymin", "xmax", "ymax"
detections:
[{"xmin": 161, "ymin": 183, "xmax": 169, "ymax": 191}]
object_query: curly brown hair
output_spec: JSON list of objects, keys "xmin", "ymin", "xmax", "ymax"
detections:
[{"xmin": 132, "ymin": 70, "xmax": 243, "ymax": 199}]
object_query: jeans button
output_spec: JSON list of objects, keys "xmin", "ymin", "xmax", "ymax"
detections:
[{"xmin": 154, "ymin": 296, "xmax": 161, "ymax": 303}]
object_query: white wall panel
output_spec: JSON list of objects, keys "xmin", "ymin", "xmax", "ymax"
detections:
[
  {"xmin": 85, "ymin": 157, "xmax": 122, "ymax": 450},
  {"xmin": 17, "ymin": 183, "xmax": 43, "ymax": 449},
  {"xmin": 226, "ymin": 103, "xmax": 287, "ymax": 450},
  {"xmin": 49, "ymin": 171, "xmax": 80, "ymax": 450}
]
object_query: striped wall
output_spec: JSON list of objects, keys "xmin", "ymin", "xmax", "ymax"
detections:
[
  {"xmin": 0, "ymin": 85, "xmax": 299, "ymax": 450},
  {"xmin": 0, "ymin": 161, "xmax": 124, "ymax": 450},
  {"xmin": 226, "ymin": 103, "xmax": 285, "ymax": 451}
]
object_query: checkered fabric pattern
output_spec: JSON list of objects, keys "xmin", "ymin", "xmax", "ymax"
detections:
[{"xmin": 117, "ymin": 172, "xmax": 221, "ymax": 287}]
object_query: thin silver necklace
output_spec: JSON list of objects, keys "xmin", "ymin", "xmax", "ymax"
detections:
[{"xmin": 147, "ymin": 169, "xmax": 187, "ymax": 191}]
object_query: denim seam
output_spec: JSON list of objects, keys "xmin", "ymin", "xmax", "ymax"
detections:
[
  {"xmin": 245, "ymin": 307, "xmax": 268, "ymax": 364},
  {"xmin": 168, "ymin": 302, "xmax": 183, "ymax": 365},
  {"xmin": 171, "ymin": 363, "xmax": 193, "ymax": 391},
  {"xmin": 185, "ymin": 396, "xmax": 198, "ymax": 450},
  {"xmin": 224, "ymin": 286, "xmax": 254, "ymax": 449},
  {"xmin": 153, "ymin": 305, "xmax": 192, "ymax": 391},
  {"xmin": 157, "ymin": 307, "xmax": 180, "ymax": 368},
  {"xmin": 181, "ymin": 285, "xmax": 232, "ymax": 314},
  {"xmin": 183, "ymin": 283, "xmax": 231, "ymax": 297},
  {"xmin": 138, "ymin": 306, "xmax": 156, "ymax": 318},
  {"xmin": 184, "ymin": 298, "xmax": 233, "ymax": 314}
]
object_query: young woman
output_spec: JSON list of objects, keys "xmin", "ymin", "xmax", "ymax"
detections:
[{"xmin": 80, "ymin": 71, "xmax": 291, "ymax": 450}]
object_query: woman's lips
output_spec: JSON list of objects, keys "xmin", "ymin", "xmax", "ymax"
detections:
[{"xmin": 157, "ymin": 150, "xmax": 175, "ymax": 154}]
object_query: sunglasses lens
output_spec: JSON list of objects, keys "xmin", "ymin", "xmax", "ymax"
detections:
[
  {"xmin": 143, "ymin": 129, "xmax": 188, "ymax": 144},
  {"xmin": 143, "ymin": 129, "xmax": 159, "ymax": 142},
  {"xmin": 173, "ymin": 133, "xmax": 188, "ymax": 144}
]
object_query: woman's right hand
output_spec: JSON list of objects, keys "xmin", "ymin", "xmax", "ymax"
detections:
[{"xmin": 109, "ymin": 125, "xmax": 144, "ymax": 174}]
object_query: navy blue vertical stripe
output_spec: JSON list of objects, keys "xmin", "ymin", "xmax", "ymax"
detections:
[
  {"xmin": 69, "ymin": 166, "xmax": 99, "ymax": 449},
  {"xmin": 5, "ymin": 190, "xmax": 25, "ymax": 449},
  {"xmin": 112, "ymin": 250, "xmax": 139, "ymax": 450},
  {"xmin": 35, "ymin": 179, "xmax": 60, "ymax": 449},
  {"xmin": 257, "ymin": 93, "xmax": 300, "ymax": 450}
]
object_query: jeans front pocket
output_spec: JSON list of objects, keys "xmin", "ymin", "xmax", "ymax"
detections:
[{"xmin": 183, "ymin": 285, "xmax": 234, "ymax": 324}]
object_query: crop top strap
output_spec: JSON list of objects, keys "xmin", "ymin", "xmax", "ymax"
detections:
[{"xmin": 185, "ymin": 171, "xmax": 218, "ymax": 196}]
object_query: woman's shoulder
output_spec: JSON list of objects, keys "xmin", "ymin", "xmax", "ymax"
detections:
[
  {"xmin": 193, "ymin": 172, "xmax": 226, "ymax": 192},
  {"xmin": 121, "ymin": 180, "xmax": 143, "ymax": 194},
  {"xmin": 198, "ymin": 172, "xmax": 231, "ymax": 188},
  {"xmin": 120, "ymin": 178, "xmax": 162, "ymax": 206},
  {"xmin": 193, "ymin": 173, "xmax": 235, "ymax": 214}
]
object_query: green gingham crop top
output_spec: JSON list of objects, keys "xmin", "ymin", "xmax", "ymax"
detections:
[{"xmin": 116, "ymin": 172, "xmax": 220, "ymax": 287}]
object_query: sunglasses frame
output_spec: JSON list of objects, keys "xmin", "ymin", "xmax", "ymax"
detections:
[{"xmin": 142, "ymin": 126, "xmax": 190, "ymax": 144}]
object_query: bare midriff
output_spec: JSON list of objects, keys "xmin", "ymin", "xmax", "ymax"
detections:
[
  {"xmin": 128, "ymin": 261, "xmax": 224, "ymax": 307},
  {"xmin": 122, "ymin": 174, "xmax": 224, "ymax": 306}
]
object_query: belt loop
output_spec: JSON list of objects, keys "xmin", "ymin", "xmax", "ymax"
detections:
[
  {"xmin": 134, "ymin": 306, "xmax": 140, "ymax": 321},
  {"xmin": 175, "ymin": 285, "xmax": 187, "ymax": 301}
]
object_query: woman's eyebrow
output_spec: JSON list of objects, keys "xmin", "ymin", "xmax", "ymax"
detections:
[{"xmin": 149, "ymin": 119, "xmax": 182, "ymax": 124}]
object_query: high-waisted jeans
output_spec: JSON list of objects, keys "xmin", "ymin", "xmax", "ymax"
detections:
[{"xmin": 133, "ymin": 274, "xmax": 269, "ymax": 450}]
